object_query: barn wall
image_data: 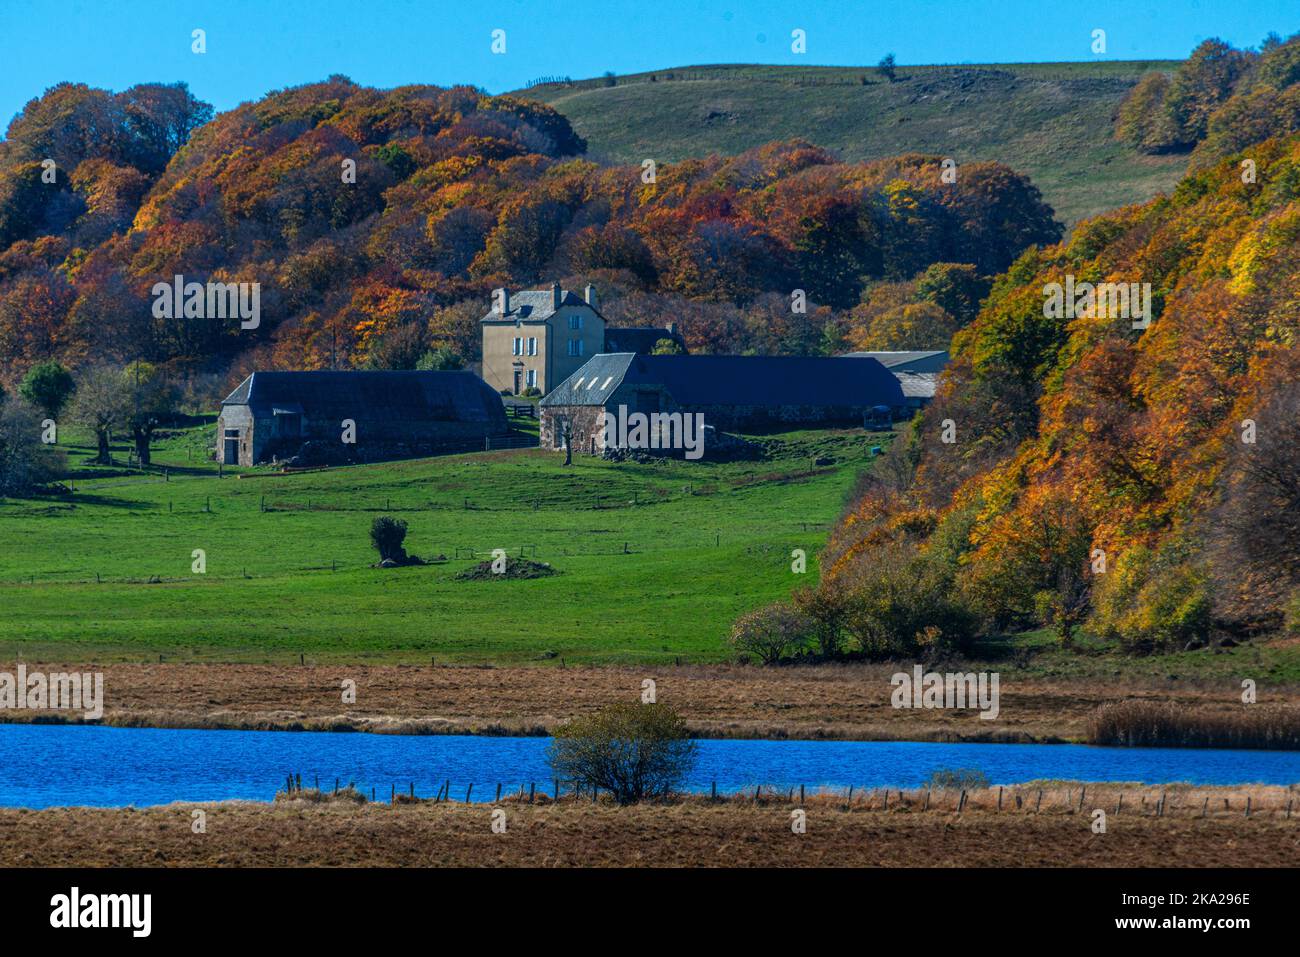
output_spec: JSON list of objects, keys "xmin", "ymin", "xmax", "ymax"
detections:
[
  {"xmin": 539, "ymin": 405, "xmax": 607, "ymax": 453},
  {"xmin": 215, "ymin": 405, "xmax": 255, "ymax": 466}
]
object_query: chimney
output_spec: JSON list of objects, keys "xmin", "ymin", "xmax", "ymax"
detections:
[
  {"xmin": 551, "ymin": 281, "xmax": 562, "ymax": 310},
  {"xmin": 493, "ymin": 287, "xmax": 509, "ymax": 314},
  {"xmin": 584, "ymin": 284, "xmax": 598, "ymax": 309}
]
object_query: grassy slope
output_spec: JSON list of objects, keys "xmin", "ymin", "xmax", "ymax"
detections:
[
  {"xmin": 517, "ymin": 62, "xmax": 1188, "ymax": 226},
  {"xmin": 0, "ymin": 425, "xmax": 876, "ymax": 664}
]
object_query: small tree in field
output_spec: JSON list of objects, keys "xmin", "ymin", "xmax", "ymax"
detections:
[
  {"xmin": 19, "ymin": 361, "xmax": 75, "ymax": 420},
  {"xmin": 369, "ymin": 516, "xmax": 409, "ymax": 562},
  {"xmin": 728, "ymin": 602, "xmax": 814, "ymax": 664},
  {"xmin": 548, "ymin": 703, "xmax": 698, "ymax": 805}
]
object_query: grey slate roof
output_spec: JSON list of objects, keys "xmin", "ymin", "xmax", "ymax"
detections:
[
  {"xmin": 839, "ymin": 350, "xmax": 949, "ymax": 373},
  {"xmin": 221, "ymin": 371, "xmax": 508, "ymax": 428},
  {"xmin": 894, "ymin": 371, "xmax": 939, "ymax": 399},
  {"xmin": 540, "ymin": 354, "xmax": 906, "ymax": 409},
  {"xmin": 479, "ymin": 288, "xmax": 593, "ymax": 323}
]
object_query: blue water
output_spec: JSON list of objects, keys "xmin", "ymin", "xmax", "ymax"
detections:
[{"xmin": 2, "ymin": 724, "xmax": 1298, "ymax": 808}]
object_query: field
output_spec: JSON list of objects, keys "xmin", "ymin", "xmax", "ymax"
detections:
[
  {"xmin": 5, "ymin": 660, "xmax": 1298, "ymax": 742},
  {"xmin": 0, "ymin": 424, "xmax": 878, "ymax": 665},
  {"xmin": 516, "ymin": 62, "xmax": 1189, "ymax": 225},
  {"xmin": 3, "ymin": 784, "xmax": 1296, "ymax": 867}
]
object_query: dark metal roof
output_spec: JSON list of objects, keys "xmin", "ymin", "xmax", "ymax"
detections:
[
  {"xmin": 541, "ymin": 354, "xmax": 906, "ymax": 408},
  {"xmin": 221, "ymin": 371, "xmax": 508, "ymax": 427}
]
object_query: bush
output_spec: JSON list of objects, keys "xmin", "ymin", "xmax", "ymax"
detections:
[
  {"xmin": 369, "ymin": 516, "xmax": 409, "ymax": 562},
  {"xmin": 728, "ymin": 602, "xmax": 814, "ymax": 664},
  {"xmin": 841, "ymin": 543, "xmax": 978, "ymax": 659},
  {"xmin": 547, "ymin": 702, "xmax": 698, "ymax": 804},
  {"xmin": 925, "ymin": 767, "xmax": 989, "ymax": 790},
  {"xmin": 0, "ymin": 398, "xmax": 65, "ymax": 495}
]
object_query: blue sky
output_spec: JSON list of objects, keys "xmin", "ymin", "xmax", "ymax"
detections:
[{"xmin": 1, "ymin": 0, "xmax": 1296, "ymax": 129}]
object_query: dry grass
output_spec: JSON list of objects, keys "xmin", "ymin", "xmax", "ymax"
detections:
[
  {"xmin": 1, "ymin": 784, "xmax": 1297, "ymax": 867},
  {"xmin": 1089, "ymin": 701, "xmax": 1300, "ymax": 749},
  {"xmin": 4, "ymin": 661, "xmax": 1293, "ymax": 743}
]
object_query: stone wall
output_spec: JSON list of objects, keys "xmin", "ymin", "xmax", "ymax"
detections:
[{"xmin": 539, "ymin": 405, "xmax": 608, "ymax": 453}]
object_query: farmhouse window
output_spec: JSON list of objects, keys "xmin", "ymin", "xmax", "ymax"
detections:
[
  {"xmin": 526, "ymin": 369, "xmax": 537, "ymax": 387},
  {"xmin": 569, "ymin": 315, "xmax": 583, "ymax": 330},
  {"xmin": 512, "ymin": 337, "xmax": 523, "ymax": 356},
  {"xmin": 527, "ymin": 337, "xmax": 537, "ymax": 355},
  {"xmin": 567, "ymin": 338, "xmax": 584, "ymax": 357}
]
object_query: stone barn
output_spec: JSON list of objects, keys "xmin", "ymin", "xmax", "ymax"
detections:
[
  {"xmin": 538, "ymin": 353, "xmax": 906, "ymax": 457},
  {"xmin": 217, "ymin": 370, "xmax": 509, "ymax": 467}
]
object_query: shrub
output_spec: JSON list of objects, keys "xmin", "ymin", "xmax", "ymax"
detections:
[
  {"xmin": 925, "ymin": 767, "xmax": 989, "ymax": 790},
  {"xmin": 728, "ymin": 602, "xmax": 814, "ymax": 664},
  {"xmin": 547, "ymin": 702, "xmax": 698, "ymax": 804},
  {"xmin": 0, "ymin": 398, "xmax": 65, "ymax": 494},
  {"xmin": 841, "ymin": 543, "xmax": 978, "ymax": 659},
  {"xmin": 369, "ymin": 516, "xmax": 409, "ymax": 562}
]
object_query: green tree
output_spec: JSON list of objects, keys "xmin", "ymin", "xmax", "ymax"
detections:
[
  {"xmin": 369, "ymin": 516, "xmax": 409, "ymax": 563},
  {"xmin": 19, "ymin": 360, "xmax": 76, "ymax": 419},
  {"xmin": 68, "ymin": 366, "xmax": 129, "ymax": 464},
  {"xmin": 727, "ymin": 602, "xmax": 814, "ymax": 664},
  {"xmin": 123, "ymin": 361, "xmax": 179, "ymax": 467},
  {"xmin": 547, "ymin": 703, "xmax": 698, "ymax": 804},
  {"xmin": 0, "ymin": 398, "xmax": 66, "ymax": 495},
  {"xmin": 415, "ymin": 345, "xmax": 465, "ymax": 370}
]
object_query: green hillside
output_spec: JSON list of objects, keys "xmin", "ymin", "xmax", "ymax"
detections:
[{"xmin": 516, "ymin": 61, "xmax": 1187, "ymax": 225}]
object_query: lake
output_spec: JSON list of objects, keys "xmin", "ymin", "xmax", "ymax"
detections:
[{"xmin": 3, "ymin": 724, "xmax": 1299, "ymax": 808}]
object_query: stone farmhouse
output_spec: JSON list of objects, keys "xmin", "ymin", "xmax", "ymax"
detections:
[
  {"xmin": 217, "ymin": 370, "xmax": 508, "ymax": 467},
  {"xmin": 479, "ymin": 283, "xmax": 684, "ymax": 395},
  {"xmin": 538, "ymin": 353, "xmax": 906, "ymax": 456}
]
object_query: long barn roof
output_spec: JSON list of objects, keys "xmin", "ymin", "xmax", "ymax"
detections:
[
  {"xmin": 540, "ymin": 354, "xmax": 905, "ymax": 408},
  {"xmin": 222, "ymin": 370, "xmax": 507, "ymax": 427}
]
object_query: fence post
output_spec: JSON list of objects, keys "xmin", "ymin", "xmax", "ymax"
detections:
[
  {"xmin": 1036, "ymin": 789, "xmax": 1043, "ymax": 813},
  {"xmin": 958, "ymin": 790, "xmax": 966, "ymax": 813}
]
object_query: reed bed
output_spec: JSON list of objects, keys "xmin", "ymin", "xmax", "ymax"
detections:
[{"xmin": 1087, "ymin": 700, "xmax": 1300, "ymax": 749}]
